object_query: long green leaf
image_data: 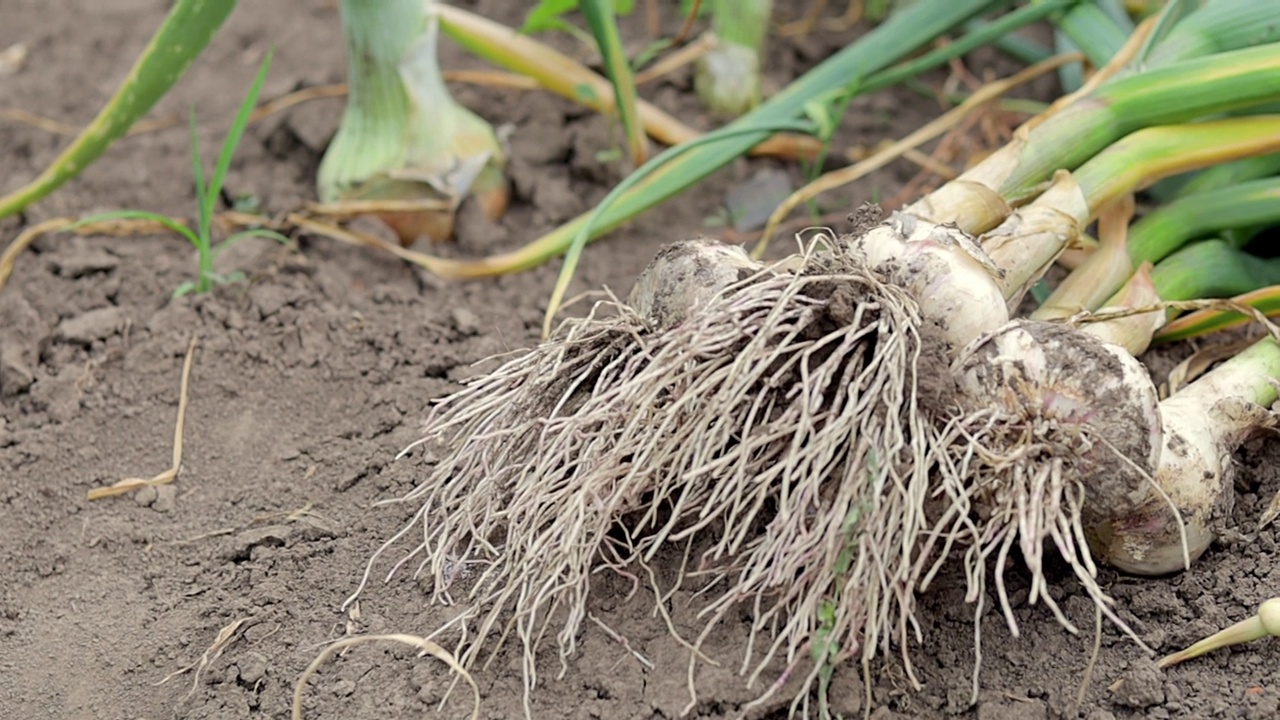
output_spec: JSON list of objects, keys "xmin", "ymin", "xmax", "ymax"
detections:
[
  {"xmin": 1054, "ymin": 0, "xmax": 1132, "ymax": 92},
  {"xmin": 1141, "ymin": 0, "xmax": 1280, "ymax": 67},
  {"xmin": 1174, "ymin": 153, "xmax": 1280, "ymax": 198},
  {"xmin": 204, "ymin": 49, "xmax": 274, "ymax": 240},
  {"xmin": 580, "ymin": 0, "xmax": 647, "ymax": 164},
  {"xmin": 1149, "ymin": 151, "xmax": 1280, "ymax": 202},
  {"xmin": 1129, "ymin": 176, "xmax": 1280, "ymax": 262},
  {"xmin": 856, "ymin": 2, "xmax": 1074, "ymax": 97},
  {"xmin": 1135, "ymin": 0, "xmax": 1201, "ymax": 62},
  {"xmin": 999, "ymin": 42, "xmax": 1280, "ymax": 205},
  {"xmin": 973, "ymin": 21, "xmax": 1053, "ymax": 64},
  {"xmin": 0, "ymin": 0, "xmax": 237, "ymax": 220},
  {"xmin": 1151, "ymin": 238, "xmax": 1280, "ymax": 302},
  {"xmin": 1072, "ymin": 116, "xmax": 1280, "ymax": 215},
  {"xmin": 190, "ymin": 109, "xmax": 208, "ymax": 226}
]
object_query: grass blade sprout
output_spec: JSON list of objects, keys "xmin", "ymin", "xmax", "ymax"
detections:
[
  {"xmin": 580, "ymin": 0, "xmax": 648, "ymax": 164},
  {"xmin": 67, "ymin": 52, "xmax": 287, "ymax": 296}
]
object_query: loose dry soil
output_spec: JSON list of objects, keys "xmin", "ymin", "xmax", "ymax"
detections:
[{"xmin": 2, "ymin": 2, "xmax": 1279, "ymax": 719}]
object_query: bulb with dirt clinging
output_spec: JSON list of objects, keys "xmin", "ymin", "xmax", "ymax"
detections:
[
  {"xmin": 627, "ymin": 240, "xmax": 766, "ymax": 330},
  {"xmin": 1093, "ymin": 338, "xmax": 1280, "ymax": 575},
  {"xmin": 955, "ymin": 320, "xmax": 1163, "ymax": 525}
]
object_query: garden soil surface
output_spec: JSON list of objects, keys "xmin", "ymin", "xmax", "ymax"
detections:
[{"xmin": 3, "ymin": 2, "xmax": 1280, "ymax": 719}]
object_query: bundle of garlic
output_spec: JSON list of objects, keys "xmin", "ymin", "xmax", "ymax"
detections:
[{"xmin": 348, "ymin": 7, "xmax": 1280, "ymax": 716}]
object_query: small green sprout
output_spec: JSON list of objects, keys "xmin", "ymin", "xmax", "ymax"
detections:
[{"xmin": 73, "ymin": 51, "xmax": 289, "ymax": 297}]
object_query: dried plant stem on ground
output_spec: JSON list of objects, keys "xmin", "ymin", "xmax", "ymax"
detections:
[
  {"xmin": 158, "ymin": 616, "xmax": 249, "ymax": 699},
  {"xmin": 292, "ymin": 633, "xmax": 479, "ymax": 720},
  {"xmin": 87, "ymin": 335, "xmax": 199, "ymax": 500},
  {"xmin": 354, "ymin": 237, "xmax": 970, "ymax": 711}
]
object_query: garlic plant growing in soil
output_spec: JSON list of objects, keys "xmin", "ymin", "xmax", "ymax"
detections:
[
  {"xmin": 695, "ymin": 0, "xmax": 772, "ymax": 117},
  {"xmin": 318, "ymin": 0, "xmax": 508, "ymax": 244},
  {"xmin": 350, "ymin": 24, "xmax": 1280, "ymax": 718}
]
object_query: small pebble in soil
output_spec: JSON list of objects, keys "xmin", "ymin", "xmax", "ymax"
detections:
[
  {"xmin": 56, "ymin": 306, "xmax": 127, "ymax": 345},
  {"xmin": 450, "ymin": 307, "xmax": 481, "ymax": 336},
  {"xmin": 531, "ymin": 172, "xmax": 583, "ymax": 224},
  {"xmin": 223, "ymin": 526, "xmax": 293, "ymax": 561},
  {"xmin": 509, "ymin": 103, "xmax": 572, "ymax": 165},
  {"xmin": 249, "ymin": 284, "xmax": 290, "ymax": 319},
  {"xmin": 507, "ymin": 156, "xmax": 540, "ymax": 203},
  {"xmin": 453, "ymin": 197, "xmax": 511, "ymax": 254},
  {"xmin": 152, "ymin": 484, "xmax": 176, "ymax": 513},
  {"xmin": 0, "ymin": 344, "xmax": 35, "ymax": 397},
  {"xmin": 723, "ymin": 169, "xmax": 794, "ymax": 232},
  {"xmin": 331, "ymin": 679, "xmax": 357, "ymax": 697},
  {"xmin": 284, "ymin": 109, "xmax": 336, "ymax": 154},
  {"xmin": 49, "ymin": 246, "xmax": 118, "ymax": 278},
  {"xmin": 236, "ymin": 651, "xmax": 269, "ymax": 686},
  {"xmin": 133, "ymin": 485, "xmax": 158, "ymax": 507},
  {"xmin": 0, "ymin": 294, "xmax": 43, "ymax": 396},
  {"xmin": 224, "ymin": 308, "xmax": 246, "ymax": 330}
]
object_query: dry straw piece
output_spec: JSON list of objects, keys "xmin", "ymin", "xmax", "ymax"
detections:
[
  {"xmin": 87, "ymin": 335, "xmax": 199, "ymax": 500},
  {"xmin": 158, "ymin": 616, "xmax": 250, "ymax": 699}
]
